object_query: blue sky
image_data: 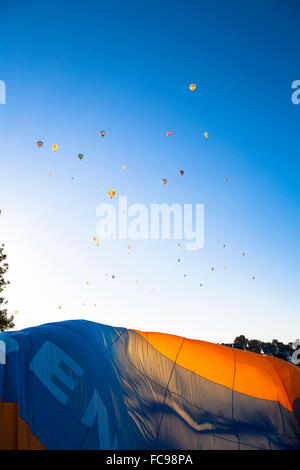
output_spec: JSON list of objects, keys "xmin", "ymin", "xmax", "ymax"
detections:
[{"xmin": 0, "ymin": 0, "xmax": 300, "ymax": 343}]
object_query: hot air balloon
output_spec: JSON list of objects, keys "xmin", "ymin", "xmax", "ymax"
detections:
[
  {"xmin": 108, "ymin": 190, "xmax": 116, "ymax": 199},
  {"xmin": 93, "ymin": 237, "xmax": 100, "ymax": 246},
  {"xmin": 14, "ymin": 310, "xmax": 19, "ymax": 315},
  {"xmin": 189, "ymin": 83, "xmax": 196, "ymax": 91},
  {"xmin": 37, "ymin": 141, "xmax": 43, "ymax": 148},
  {"xmin": 122, "ymin": 166, "xmax": 126, "ymax": 170},
  {"xmin": 100, "ymin": 131, "xmax": 106, "ymax": 138},
  {"xmin": 166, "ymin": 131, "xmax": 172, "ymax": 137},
  {"xmin": 78, "ymin": 154, "xmax": 84, "ymax": 160},
  {"xmin": 224, "ymin": 177, "xmax": 228, "ymax": 182},
  {"xmin": 179, "ymin": 170, "xmax": 184, "ymax": 176},
  {"xmin": 52, "ymin": 144, "xmax": 58, "ymax": 151},
  {"xmin": 161, "ymin": 179, "xmax": 167, "ymax": 185},
  {"xmin": 49, "ymin": 172, "xmax": 54, "ymax": 177},
  {"xmin": 1, "ymin": 319, "xmax": 300, "ymax": 449},
  {"xmin": 204, "ymin": 132, "xmax": 208, "ymax": 139}
]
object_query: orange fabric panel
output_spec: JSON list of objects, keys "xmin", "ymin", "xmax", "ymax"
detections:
[
  {"xmin": 134, "ymin": 330, "xmax": 300, "ymax": 412},
  {"xmin": 0, "ymin": 397, "xmax": 45, "ymax": 450},
  {"xmin": 269, "ymin": 355, "xmax": 300, "ymax": 410}
]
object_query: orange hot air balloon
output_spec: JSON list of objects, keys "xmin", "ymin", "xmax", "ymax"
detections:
[
  {"xmin": 204, "ymin": 132, "xmax": 208, "ymax": 139},
  {"xmin": 37, "ymin": 141, "xmax": 43, "ymax": 148},
  {"xmin": 49, "ymin": 172, "xmax": 54, "ymax": 177},
  {"xmin": 189, "ymin": 83, "xmax": 196, "ymax": 91},
  {"xmin": 52, "ymin": 144, "xmax": 58, "ymax": 151},
  {"xmin": 108, "ymin": 190, "xmax": 116, "ymax": 199},
  {"xmin": 161, "ymin": 179, "xmax": 167, "ymax": 185}
]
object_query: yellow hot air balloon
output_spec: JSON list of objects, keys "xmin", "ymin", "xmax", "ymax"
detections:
[
  {"xmin": 108, "ymin": 190, "xmax": 116, "ymax": 199},
  {"xmin": 204, "ymin": 132, "xmax": 208, "ymax": 139},
  {"xmin": 14, "ymin": 310, "xmax": 19, "ymax": 315},
  {"xmin": 52, "ymin": 144, "xmax": 58, "ymax": 151},
  {"xmin": 189, "ymin": 83, "xmax": 196, "ymax": 91},
  {"xmin": 93, "ymin": 237, "xmax": 100, "ymax": 246},
  {"xmin": 122, "ymin": 166, "xmax": 126, "ymax": 170}
]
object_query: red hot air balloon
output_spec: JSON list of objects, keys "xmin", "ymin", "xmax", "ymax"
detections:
[{"xmin": 179, "ymin": 170, "xmax": 184, "ymax": 176}]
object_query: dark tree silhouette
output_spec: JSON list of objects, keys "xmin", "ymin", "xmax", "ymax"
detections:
[
  {"xmin": 0, "ymin": 244, "xmax": 14, "ymax": 331},
  {"xmin": 247, "ymin": 339, "xmax": 262, "ymax": 354},
  {"xmin": 233, "ymin": 335, "xmax": 248, "ymax": 350}
]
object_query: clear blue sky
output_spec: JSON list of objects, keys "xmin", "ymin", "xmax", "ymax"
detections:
[{"xmin": 0, "ymin": 0, "xmax": 300, "ymax": 343}]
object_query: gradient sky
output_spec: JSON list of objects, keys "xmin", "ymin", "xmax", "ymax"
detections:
[{"xmin": 0, "ymin": 0, "xmax": 300, "ymax": 343}]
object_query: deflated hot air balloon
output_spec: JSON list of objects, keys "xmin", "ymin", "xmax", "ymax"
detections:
[
  {"xmin": 1, "ymin": 319, "xmax": 300, "ymax": 450},
  {"xmin": 52, "ymin": 144, "xmax": 58, "ymax": 151},
  {"xmin": 37, "ymin": 141, "xmax": 43, "ymax": 148},
  {"xmin": 108, "ymin": 190, "xmax": 116, "ymax": 199},
  {"xmin": 100, "ymin": 131, "xmax": 106, "ymax": 138}
]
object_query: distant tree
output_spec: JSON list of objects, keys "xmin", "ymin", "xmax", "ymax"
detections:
[
  {"xmin": 261, "ymin": 342, "xmax": 278, "ymax": 355},
  {"xmin": 248, "ymin": 339, "xmax": 262, "ymax": 354},
  {"xmin": 0, "ymin": 244, "xmax": 14, "ymax": 331},
  {"xmin": 233, "ymin": 335, "xmax": 248, "ymax": 350}
]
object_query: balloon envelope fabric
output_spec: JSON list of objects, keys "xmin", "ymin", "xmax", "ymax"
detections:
[{"xmin": 0, "ymin": 320, "xmax": 300, "ymax": 450}]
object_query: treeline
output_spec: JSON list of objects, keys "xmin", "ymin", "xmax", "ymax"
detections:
[{"xmin": 221, "ymin": 335, "xmax": 300, "ymax": 365}]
